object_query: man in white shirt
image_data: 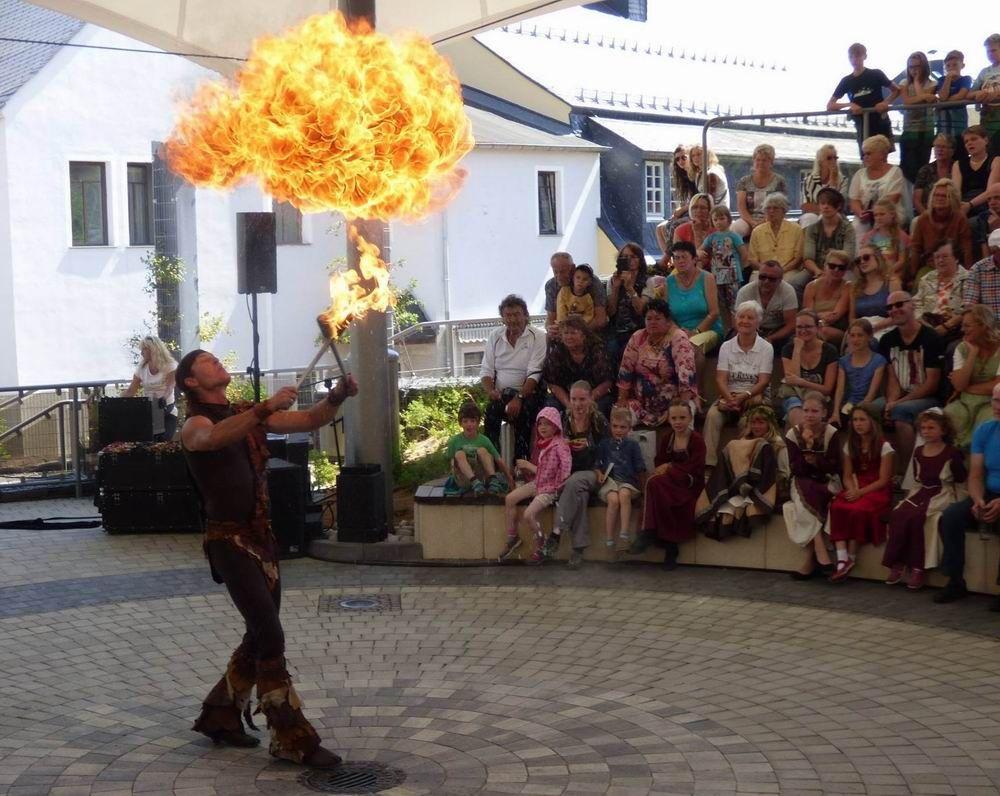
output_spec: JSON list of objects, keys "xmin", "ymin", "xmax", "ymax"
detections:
[{"xmin": 480, "ymin": 294, "xmax": 548, "ymax": 460}]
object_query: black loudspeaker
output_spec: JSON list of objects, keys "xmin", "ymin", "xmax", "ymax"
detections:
[
  {"xmin": 236, "ymin": 212, "xmax": 277, "ymax": 294},
  {"xmin": 337, "ymin": 464, "xmax": 388, "ymax": 543},
  {"xmin": 98, "ymin": 397, "xmax": 153, "ymax": 444},
  {"xmin": 267, "ymin": 458, "xmax": 306, "ymax": 556}
]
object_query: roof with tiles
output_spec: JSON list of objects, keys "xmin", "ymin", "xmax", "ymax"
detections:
[
  {"xmin": 466, "ymin": 105, "xmax": 606, "ymax": 151},
  {"xmin": 0, "ymin": 0, "xmax": 84, "ymax": 109}
]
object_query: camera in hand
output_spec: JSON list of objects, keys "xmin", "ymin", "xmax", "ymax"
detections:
[{"xmin": 616, "ymin": 255, "xmax": 631, "ymax": 272}]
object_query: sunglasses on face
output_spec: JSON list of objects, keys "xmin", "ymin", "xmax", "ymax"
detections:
[
  {"xmin": 828, "ymin": 263, "xmax": 848, "ymax": 271},
  {"xmin": 886, "ymin": 300, "xmax": 910, "ymax": 310},
  {"xmin": 825, "ymin": 155, "xmax": 838, "ymax": 161},
  {"xmin": 856, "ymin": 254, "xmax": 875, "ymax": 264},
  {"xmin": 757, "ymin": 275, "xmax": 780, "ymax": 282}
]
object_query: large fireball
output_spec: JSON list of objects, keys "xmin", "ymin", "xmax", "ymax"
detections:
[{"xmin": 164, "ymin": 11, "xmax": 474, "ymax": 220}]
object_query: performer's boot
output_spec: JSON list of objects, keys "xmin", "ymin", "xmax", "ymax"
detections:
[
  {"xmin": 257, "ymin": 656, "xmax": 341, "ymax": 768},
  {"xmin": 193, "ymin": 640, "xmax": 260, "ymax": 747}
]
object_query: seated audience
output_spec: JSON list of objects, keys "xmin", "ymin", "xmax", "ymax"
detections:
[
  {"xmin": 879, "ymin": 291, "xmax": 945, "ymax": 472},
  {"xmin": 913, "ymin": 241, "xmax": 969, "ymax": 345},
  {"xmin": 545, "ymin": 251, "xmax": 606, "ymax": 337},
  {"xmin": 800, "ymin": 145, "xmax": 850, "ymax": 228},
  {"xmin": 973, "ymin": 195, "xmax": 1000, "ymax": 258},
  {"xmin": 480, "ymin": 294, "xmax": 547, "ymax": 461},
  {"xmin": 697, "ymin": 404, "xmax": 786, "ymax": 541},
  {"xmin": 909, "ymin": 178, "xmax": 973, "ymax": 284},
  {"xmin": 735, "ymin": 260, "xmax": 797, "ymax": 348},
  {"xmin": 688, "ymin": 145, "xmax": 729, "ymax": 210},
  {"xmin": 803, "ymin": 249, "xmax": 851, "ymax": 346},
  {"xmin": 935, "ymin": 382, "xmax": 1000, "ymax": 607},
  {"xmin": 828, "ymin": 404, "xmax": 895, "ymax": 582},
  {"xmin": 701, "ymin": 205, "xmax": 747, "ymax": 328},
  {"xmin": 541, "ymin": 381, "xmax": 608, "ymax": 568},
  {"xmin": 631, "ymin": 399, "xmax": 706, "ymax": 569},
  {"xmin": 704, "ymin": 300, "xmax": 773, "ymax": 468},
  {"xmin": 747, "ymin": 194, "xmax": 806, "ymax": 295},
  {"xmin": 616, "ymin": 299, "xmax": 697, "ymax": 428},
  {"xmin": 912, "ymin": 135, "xmax": 957, "ymax": 219},
  {"xmin": 542, "ymin": 315, "xmax": 613, "ymax": 415},
  {"xmin": 656, "ymin": 145, "xmax": 697, "ymax": 249},
  {"xmin": 849, "ymin": 244, "xmax": 900, "ymax": 340},
  {"xmin": 672, "ymin": 193, "xmax": 714, "ymax": 251},
  {"xmin": 779, "ymin": 310, "xmax": 839, "ymax": 427},
  {"xmin": 784, "ymin": 391, "xmax": 841, "ymax": 579},
  {"xmin": 832, "ymin": 319, "xmax": 887, "ymax": 427},
  {"xmin": 662, "ymin": 241, "xmax": 722, "ymax": 353},
  {"xmin": 953, "ymin": 125, "xmax": 1000, "ymax": 220},
  {"xmin": 733, "ymin": 144, "xmax": 786, "ymax": 238},
  {"xmin": 802, "ymin": 188, "xmax": 856, "ymax": 278},
  {"xmin": 555, "ymin": 264, "xmax": 597, "ymax": 324},
  {"xmin": 607, "ymin": 241, "xmax": 649, "ymax": 371},
  {"xmin": 594, "ymin": 406, "xmax": 647, "ymax": 553},
  {"xmin": 882, "ymin": 409, "xmax": 966, "ymax": 591},
  {"xmin": 849, "ymin": 134, "xmax": 909, "ymax": 235},
  {"xmin": 859, "ymin": 198, "xmax": 909, "ymax": 285},
  {"xmin": 963, "ymin": 229, "xmax": 1000, "ymax": 317},
  {"xmin": 444, "ymin": 400, "xmax": 513, "ymax": 497},
  {"xmin": 945, "ymin": 305, "xmax": 1000, "ymax": 449}
]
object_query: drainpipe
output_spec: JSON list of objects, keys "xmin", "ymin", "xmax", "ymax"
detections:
[{"xmin": 441, "ymin": 208, "xmax": 454, "ymax": 376}]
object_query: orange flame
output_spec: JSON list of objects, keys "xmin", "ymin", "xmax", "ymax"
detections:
[
  {"xmin": 318, "ymin": 224, "xmax": 393, "ymax": 339},
  {"xmin": 164, "ymin": 11, "xmax": 474, "ymax": 220}
]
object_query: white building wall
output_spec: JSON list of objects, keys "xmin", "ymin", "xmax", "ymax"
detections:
[{"xmin": 391, "ymin": 147, "xmax": 601, "ymax": 323}]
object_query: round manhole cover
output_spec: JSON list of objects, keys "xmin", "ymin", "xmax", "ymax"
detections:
[
  {"xmin": 298, "ymin": 762, "xmax": 406, "ymax": 794},
  {"xmin": 338, "ymin": 597, "xmax": 379, "ymax": 610}
]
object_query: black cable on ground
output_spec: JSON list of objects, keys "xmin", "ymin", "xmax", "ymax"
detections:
[{"xmin": 0, "ymin": 516, "xmax": 103, "ymax": 530}]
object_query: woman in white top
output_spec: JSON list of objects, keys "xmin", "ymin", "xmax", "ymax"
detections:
[
  {"xmin": 799, "ymin": 144, "xmax": 850, "ymax": 228},
  {"xmin": 123, "ymin": 335, "xmax": 179, "ymax": 440},
  {"xmin": 848, "ymin": 134, "xmax": 910, "ymax": 237}
]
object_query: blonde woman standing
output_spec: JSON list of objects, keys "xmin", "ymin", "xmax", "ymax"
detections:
[{"xmin": 123, "ymin": 335, "xmax": 179, "ymax": 440}]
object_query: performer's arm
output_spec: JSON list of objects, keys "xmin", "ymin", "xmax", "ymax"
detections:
[
  {"xmin": 266, "ymin": 376, "xmax": 358, "ymax": 433},
  {"xmin": 182, "ymin": 387, "xmax": 298, "ymax": 452}
]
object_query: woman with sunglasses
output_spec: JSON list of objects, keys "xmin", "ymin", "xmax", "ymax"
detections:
[
  {"xmin": 800, "ymin": 145, "xmax": 850, "ymax": 228},
  {"xmin": 803, "ymin": 250, "xmax": 852, "ymax": 346},
  {"xmin": 849, "ymin": 244, "xmax": 901, "ymax": 340},
  {"xmin": 656, "ymin": 146, "xmax": 699, "ymax": 252}
]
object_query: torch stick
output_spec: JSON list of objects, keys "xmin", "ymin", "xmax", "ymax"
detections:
[{"xmin": 293, "ymin": 315, "xmax": 351, "ymax": 392}]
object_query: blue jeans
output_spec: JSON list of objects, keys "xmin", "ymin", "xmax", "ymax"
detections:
[
  {"xmin": 886, "ymin": 397, "xmax": 939, "ymax": 425},
  {"xmin": 939, "ymin": 491, "xmax": 1000, "ymax": 584}
]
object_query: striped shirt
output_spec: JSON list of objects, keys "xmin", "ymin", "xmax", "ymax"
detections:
[{"xmin": 963, "ymin": 256, "xmax": 1000, "ymax": 317}]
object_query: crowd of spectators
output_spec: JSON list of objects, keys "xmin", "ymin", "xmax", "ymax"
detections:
[{"xmin": 456, "ymin": 34, "xmax": 1000, "ymax": 604}]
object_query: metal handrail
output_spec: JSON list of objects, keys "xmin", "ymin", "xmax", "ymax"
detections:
[
  {"xmin": 389, "ymin": 314, "xmax": 547, "ymax": 344},
  {"xmin": 699, "ymin": 98, "xmax": 986, "ymax": 194},
  {"xmin": 0, "ymin": 399, "xmax": 74, "ymax": 443},
  {"xmin": 0, "ymin": 389, "xmax": 37, "ymax": 411}
]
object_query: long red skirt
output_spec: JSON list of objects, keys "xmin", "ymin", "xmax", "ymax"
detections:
[
  {"xmin": 828, "ymin": 470, "xmax": 891, "ymax": 545},
  {"xmin": 643, "ymin": 470, "xmax": 701, "ymax": 543}
]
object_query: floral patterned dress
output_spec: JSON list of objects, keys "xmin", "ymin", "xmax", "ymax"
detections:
[{"xmin": 616, "ymin": 328, "xmax": 697, "ymax": 427}]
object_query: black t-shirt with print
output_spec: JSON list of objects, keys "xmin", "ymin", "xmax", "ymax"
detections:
[{"xmin": 833, "ymin": 68, "xmax": 893, "ymax": 109}]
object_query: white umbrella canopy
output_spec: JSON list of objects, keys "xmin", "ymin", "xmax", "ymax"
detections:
[{"xmin": 28, "ymin": 0, "xmax": 584, "ymax": 72}]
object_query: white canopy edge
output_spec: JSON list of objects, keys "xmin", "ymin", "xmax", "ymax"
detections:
[{"xmin": 28, "ymin": 0, "xmax": 583, "ymax": 75}]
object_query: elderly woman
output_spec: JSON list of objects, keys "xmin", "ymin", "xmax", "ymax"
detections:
[
  {"xmin": 779, "ymin": 309, "xmax": 839, "ymax": 427},
  {"xmin": 747, "ymin": 194, "xmax": 807, "ymax": 295},
  {"xmin": 662, "ymin": 240, "xmax": 722, "ymax": 353},
  {"xmin": 122, "ymin": 335, "xmax": 178, "ymax": 441},
  {"xmin": 913, "ymin": 241, "xmax": 970, "ymax": 344},
  {"xmin": 542, "ymin": 315, "xmax": 614, "ymax": 415},
  {"xmin": 607, "ymin": 241, "xmax": 648, "ymax": 372},
  {"xmin": 936, "ymin": 382, "xmax": 1000, "ymax": 606},
  {"xmin": 672, "ymin": 193, "xmax": 714, "ymax": 251},
  {"xmin": 616, "ymin": 299, "xmax": 698, "ymax": 427},
  {"xmin": 703, "ymin": 300, "xmax": 773, "ymax": 468},
  {"xmin": 656, "ymin": 145, "xmax": 699, "ymax": 250},
  {"xmin": 800, "ymin": 145, "xmax": 850, "ymax": 227},
  {"xmin": 538, "ymin": 380, "xmax": 609, "ymax": 568},
  {"xmin": 912, "ymin": 135, "xmax": 957, "ymax": 218},
  {"xmin": 732, "ymin": 144, "xmax": 787, "ymax": 238},
  {"xmin": 803, "ymin": 187, "xmax": 856, "ymax": 279},
  {"xmin": 945, "ymin": 305, "xmax": 1000, "ymax": 449},
  {"xmin": 688, "ymin": 145, "xmax": 729, "ymax": 209},
  {"xmin": 909, "ymin": 178, "xmax": 974, "ymax": 284},
  {"xmin": 849, "ymin": 134, "xmax": 909, "ymax": 236},
  {"xmin": 803, "ymin": 249, "xmax": 851, "ymax": 346}
]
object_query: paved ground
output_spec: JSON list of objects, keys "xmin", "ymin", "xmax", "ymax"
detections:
[{"xmin": 2, "ymin": 499, "xmax": 1000, "ymax": 795}]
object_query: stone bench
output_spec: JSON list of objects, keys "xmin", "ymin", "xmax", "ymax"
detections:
[{"xmin": 414, "ymin": 484, "xmax": 1000, "ymax": 595}]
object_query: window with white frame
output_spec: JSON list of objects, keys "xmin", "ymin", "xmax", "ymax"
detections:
[
  {"xmin": 463, "ymin": 350, "xmax": 485, "ymax": 375},
  {"xmin": 127, "ymin": 163, "xmax": 153, "ymax": 246},
  {"xmin": 273, "ymin": 199, "xmax": 303, "ymax": 245},
  {"xmin": 645, "ymin": 161, "xmax": 665, "ymax": 219},
  {"xmin": 537, "ymin": 170, "xmax": 558, "ymax": 235},
  {"xmin": 69, "ymin": 162, "xmax": 108, "ymax": 246}
]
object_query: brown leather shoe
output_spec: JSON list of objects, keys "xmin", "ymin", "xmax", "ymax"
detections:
[{"xmin": 302, "ymin": 745, "xmax": 343, "ymax": 769}]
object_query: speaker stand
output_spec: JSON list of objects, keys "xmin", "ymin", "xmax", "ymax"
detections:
[{"xmin": 248, "ymin": 291, "xmax": 262, "ymax": 402}]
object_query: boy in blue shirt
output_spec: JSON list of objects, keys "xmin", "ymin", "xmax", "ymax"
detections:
[{"xmin": 594, "ymin": 407, "xmax": 647, "ymax": 552}]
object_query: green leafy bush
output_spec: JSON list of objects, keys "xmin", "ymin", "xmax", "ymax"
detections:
[
  {"xmin": 309, "ymin": 449, "xmax": 339, "ymax": 491},
  {"xmin": 399, "ymin": 383, "xmax": 484, "ymax": 455}
]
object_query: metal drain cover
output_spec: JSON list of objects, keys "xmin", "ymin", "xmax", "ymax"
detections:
[
  {"xmin": 318, "ymin": 594, "xmax": 401, "ymax": 613},
  {"xmin": 298, "ymin": 761, "xmax": 406, "ymax": 793}
]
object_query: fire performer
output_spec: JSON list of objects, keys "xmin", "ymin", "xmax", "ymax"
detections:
[{"xmin": 175, "ymin": 348, "xmax": 355, "ymax": 768}]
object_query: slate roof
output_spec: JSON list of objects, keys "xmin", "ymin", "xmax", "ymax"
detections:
[
  {"xmin": 467, "ymin": 105, "xmax": 605, "ymax": 151},
  {"xmin": 0, "ymin": 0, "xmax": 84, "ymax": 109}
]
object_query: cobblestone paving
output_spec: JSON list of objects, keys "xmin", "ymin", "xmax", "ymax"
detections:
[{"xmin": 2, "ymin": 500, "xmax": 1000, "ymax": 794}]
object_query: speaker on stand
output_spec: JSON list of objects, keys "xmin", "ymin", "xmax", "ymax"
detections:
[{"xmin": 236, "ymin": 212, "xmax": 277, "ymax": 402}]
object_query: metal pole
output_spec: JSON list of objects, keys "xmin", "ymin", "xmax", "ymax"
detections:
[
  {"xmin": 250, "ymin": 291, "xmax": 261, "ymax": 402},
  {"xmin": 339, "ymin": 0, "xmax": 395, "ymax": 524},
  {"xmin": 57, "ymin": 403, "xmax": 66, "ymax": 472},
  {"xmin": 70, "ymin": 387, "xmax": 81, "ymax": 498}
]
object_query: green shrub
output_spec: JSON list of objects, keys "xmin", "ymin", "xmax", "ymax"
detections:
[
  {"xmin": 309, "ymin": 449, "xmax": 339, "ymax": 491},
  {"xmin": 399, "ymin": 382, "xmax": 484, "ymax": 456}
]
